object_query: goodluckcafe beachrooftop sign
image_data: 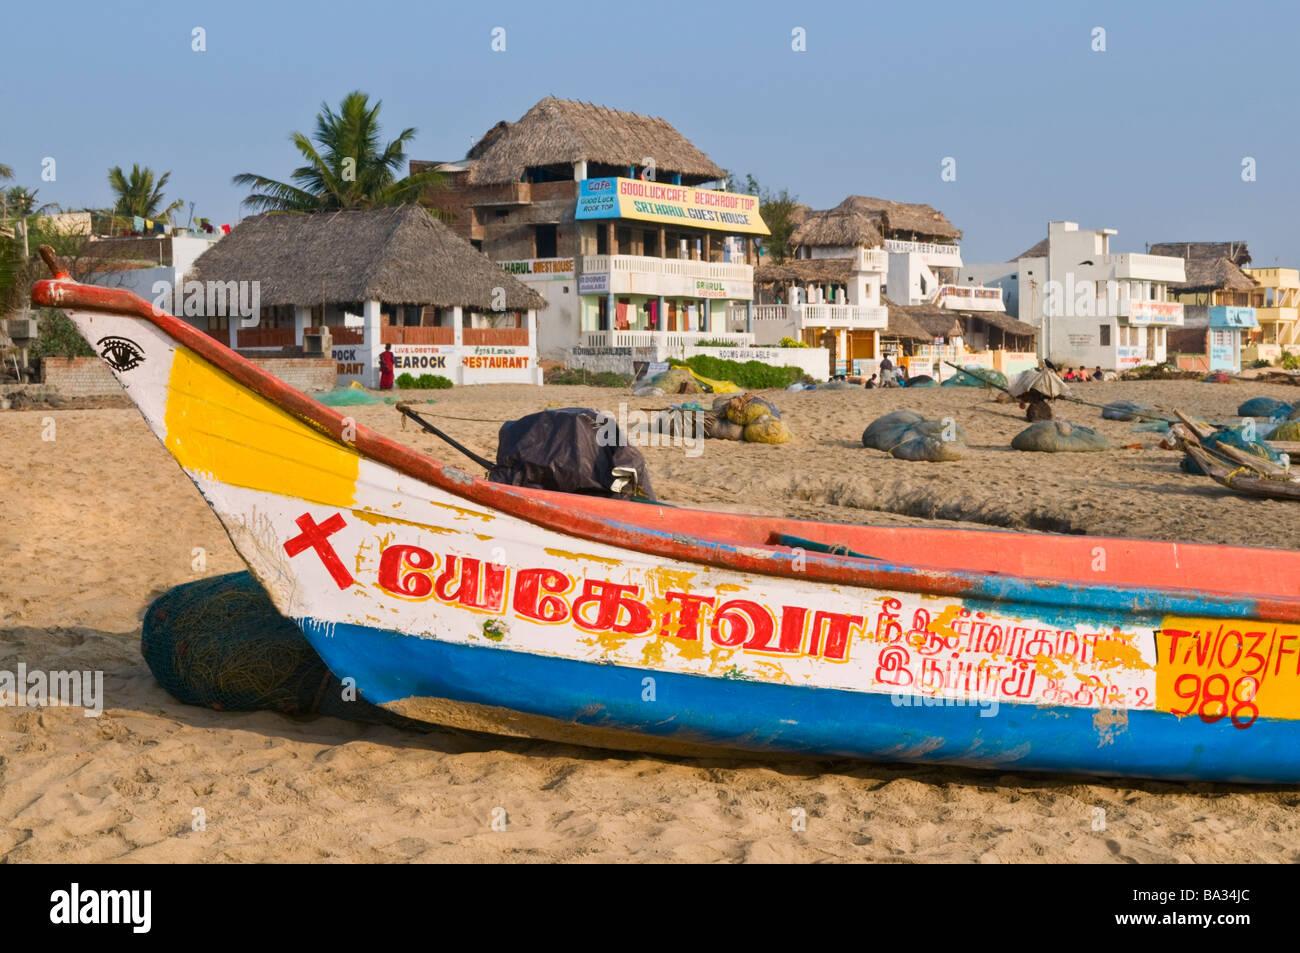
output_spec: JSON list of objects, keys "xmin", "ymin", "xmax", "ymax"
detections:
[{"xmin": 576, "ymin": 177, "xmax": 770, "ymax": 235}]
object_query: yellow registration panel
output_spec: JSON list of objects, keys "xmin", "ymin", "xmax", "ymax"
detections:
[{"xmin": 1156, "ymin": 617, "xmax": 1300, "ymax": 727}]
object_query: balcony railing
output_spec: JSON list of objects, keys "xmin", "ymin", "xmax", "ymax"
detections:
[
  {"xmin": 581, "ymin": 329, "xmax": 754, "ymax": 349},
  {"xmin": 325, "ymin": 327, "xmax": 364, "ymax": 345},
  {"xmin": 236, "ymin": 327, "xmax": 294, "ymax": 348},
  {"xmin": 381, "ymin": 326, "xmax": 455, "ymax": 345},
  {"xmin": 748, "ymin": 303, "xmax": 889, "ymax": 329},
  {"xmin": 582, "ymin": 255, "xmax": 753, "ymax": 283},
  {"xmin": 935, "ymin": 284, "xmax": 1004, "ymax": 311}
]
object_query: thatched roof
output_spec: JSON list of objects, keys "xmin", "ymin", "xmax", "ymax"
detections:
[
  {"xmin": 832, "ymin": 196, "xmax": 961, "ymax": 240},
  {"xmin": 881, "ymin": 297, "xmax": 932, "ymax": 341},
  {"xmin": 754, "ymin": 258, "xmax": 856, "ymax": 284},
  {"xmin": 958, "ymin": 310, "xmax": 1038, "ymax": 338},
  {"xmin": 465, "ymin": 98, "xmax": 725, "ymax": 186},
  {"xmin": 1170, "ymin": 257, "xmax": 1259, "ymax": 294},
  {"xmin": 1014, "ymin": 237, "xmax": 1049, "ymax": 260},
  {"xmin": 1149, "ymin": 241, "xmax": 1251, "ymax": 267},
  {"xmin": 190, "ymin": 206, "xmax": 546, "ymax": 311},
  {"xmin": 790, "ymin": 207, "xmax": 883, "ymax": 250},
  {"xmin": 907, "ymin": 307, "xmax": 965, "ymax": 339}
]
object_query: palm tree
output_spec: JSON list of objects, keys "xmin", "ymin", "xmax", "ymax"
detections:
[
  {"xmin": 107, "ymin": 164, "xmax": 184, "ymax": 222},
  {"xmin": 0, "ymin": 163, "xmax": 13, "ymax": 182},
  {"xmin": 233, "ymin": 91, "xmax": 444, "ymax": 212}
]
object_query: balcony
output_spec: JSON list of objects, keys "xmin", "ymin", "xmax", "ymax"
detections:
[
  {"xmin": 935, "ymin": 284, "xmax": 1004, "ymax": 312},
  {"xmin": 581, "ymin": 329, "xmax": 754, "ymax": 350},
  {"xmin": 882, "ymin": 239, "xmax": 962, "ymax": 266},
  {"xmin": 743, "ymin": 303, "xmax": 889, "ymax": 334},
  {"xmin": 580, "ymin": 254, "xmax": 753, "ymax": 299}
]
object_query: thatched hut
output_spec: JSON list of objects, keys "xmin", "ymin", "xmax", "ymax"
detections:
[
  {"xmin": 794, "ymin": 196, "xmax": 960, "ymax": 254},
  {"xmin": 189, "ymin": 205, "xmax": 547, "ymax": 386},
  {"xmin": 1153, "ymin": 241, "xmax": 1260, "ymax": 372},
  {"xmin": 463, "ymin": 97, "xmax": 726, "ymax": 187}
]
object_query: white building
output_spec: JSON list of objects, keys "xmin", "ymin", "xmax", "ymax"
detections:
[{"xmin": 960, "ymin": 221, "xmax": 1185, "ymax": 371}]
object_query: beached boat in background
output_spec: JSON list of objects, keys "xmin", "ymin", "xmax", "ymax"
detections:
[{"xmin": 32, "ymin": 249, "xmax": 1300, "ymax": 783}]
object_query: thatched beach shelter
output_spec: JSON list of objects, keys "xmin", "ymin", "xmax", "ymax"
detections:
[
  {"xmin": 191, "ymin": 205, "xmax": 545, "ymax": 317},
  {"xmin": 791, "ymin": 195, "xmax": 960, "ymax": 256},
  {"xmin": 188, "ymin": 206, "xmax": 547, "ymax": 385},
  {"xmin": 463, "ymin": 97, "xmax": 726, "ymax": 186}
]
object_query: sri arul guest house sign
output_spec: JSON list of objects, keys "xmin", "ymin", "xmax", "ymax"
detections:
[{"xmin": 576, "ymin": 178, "xmax": 770, "ymax": 235}]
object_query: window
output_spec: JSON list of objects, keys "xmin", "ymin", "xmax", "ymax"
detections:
[
  {"xmin": 596, "ymin": 226, "xmax": 609, "ymax": 255},
  {"xmin": 1100, "ymin": 324, "xmax": 1111, "ymax": 346},
  {"xmin": 534, "ymin": 224, "xmax": 557, "ymax": 259},
  {"xmin": 644, "ymin": 230, "xmax": 659, "ymax": 256},
  {"xmin": 616, "ymin": 227, "xmax": 633, "ymax": 255}
]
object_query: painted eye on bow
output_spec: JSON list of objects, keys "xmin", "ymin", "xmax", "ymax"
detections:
[{"xmin": 97, "ymin": 336, "xmax": 145, "ymax": 372}]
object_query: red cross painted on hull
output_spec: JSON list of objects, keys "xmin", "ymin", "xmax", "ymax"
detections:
[{"xmin": 283, "ymin": 512, "xmax": 355, "ymax": 589}]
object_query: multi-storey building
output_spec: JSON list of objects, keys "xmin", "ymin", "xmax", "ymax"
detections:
[
  {"xmin": 963, "ymin": 221, "xmax": 1185, "ymax": 370},
  {"xmin": 413, "ymin": 98, "xmax": 768, "ymax": 366}
]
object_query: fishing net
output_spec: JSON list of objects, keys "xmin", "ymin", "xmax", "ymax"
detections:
[
  {"xmin": 317, "ymin": 386, "xmax": 383, "ymax": 407},
  {"xmin": 1180, "ymin": 424, "xmax": 1289, "ymax": 474},
  {"xmin": 141, "ymin": 571, "xmax": 410, "ymax": 725},
  {"xmin": 1271, "ymin": 420, "xmax": 1300, "ymax": 442},
  {"xmin": 743, "ymin": 415, "xmax": 792, "ymax": 444},
  {"xmin": 1012, "ymin": 420, "xmax": 1111, "ymax": 453},
  {"xmin": 1101, "ymin": 399, "xmax": 1150, "ymax": 421},
  {"xmin": 942, "ymin": 366, "xmax": 1008, "ymax": 389},
  {"xmin": 1238, "ymin": 397, "xmax": 1292, "ymax": 419},
  {"xmin": 718, "ymin": 393, "xmax": 781, "ymax": 426},
  {"xmin": 891, "ymin": 434, "xmax": 967, "ymax": 461},
  {"xmin": 861, "ymin": 410, "xmax": 925, "ymax": 450}
]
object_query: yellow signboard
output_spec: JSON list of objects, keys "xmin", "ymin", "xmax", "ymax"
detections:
[
  {"xmin": 576, "ymin": 177, "xmax": 770, "ymax": 235},
  {"xmin": 1156, "ymin": 616, "xmax": 1300, "ymax": 727}
]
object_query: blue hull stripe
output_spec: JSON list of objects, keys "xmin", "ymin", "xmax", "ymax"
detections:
[{"xmin": 300, "ymin": 619, "xmax": 1300, "ymax": 784}]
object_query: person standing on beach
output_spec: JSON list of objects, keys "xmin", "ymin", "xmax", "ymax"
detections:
[{"xmin": 379, "ymin": 343, "xmax": 395, "ymax": 390}]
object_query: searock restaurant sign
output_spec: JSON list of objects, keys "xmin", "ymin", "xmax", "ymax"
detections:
[{"xmin": 576, "ymin": 177, "xmax": 770, "ymax": 235}]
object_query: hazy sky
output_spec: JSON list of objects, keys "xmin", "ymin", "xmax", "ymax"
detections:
[{"xmin": 5, "ymin": 0, "xmax": 1295, "ymax": 265}]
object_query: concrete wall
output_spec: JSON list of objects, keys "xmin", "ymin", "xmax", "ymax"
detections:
[
  {"xmin": 565, "ymin": 344, "xmax": 833, "ymax": 381},
  {"xmin": 43, "ymin": 355, "xmax": 335, "ymax": 397},
  {"xmin": 248, "ymin": 357, "xmax": 336, "ymax": 393},
  {"xmin": 42, "ymin": 357, "xmax": 122, "ymax": 397}
]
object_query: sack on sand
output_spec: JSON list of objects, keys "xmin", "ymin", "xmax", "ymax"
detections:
[
  {"xmin": 705, "ymin": 415, "xmax": 745, "ymax": 440},
  {"xmin": 862, "ymin": 409, "xmax": 925, "ymax": 450},
  {"xmin": 1267, "ymin": 419, "xmax": 1300, "ymax": 442},
  {"xmin": 142, "ymin": 572, "xmax": 410, "ymax": 725},
  {"xmin": 743, "ymin": 415, "xmax": 792, "ymax": 444},
  {"xmin": 890, "ymin": 434, "xmax": 967, "ymax": 461},
  {"xmin": 1102, "ymin": 399, "xmax": 1150, "ymax": 421},
  {"xmin": 1238, "ymin": 397, "xmax": 1292, "ymax": 419},
  {"xmin": 722, "ymin": 393, "xmax": 781, "ymax": 426},
  {"xmin": 905, "ymin": 418, "xmax": 970, "ymax": 443},
  {"xmin": 1012, "ymin": 420, "xmax": 1111, "ymax": 452}
]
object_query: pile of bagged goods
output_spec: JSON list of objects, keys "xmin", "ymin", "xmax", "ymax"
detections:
[
  {"xmin": 861, "ymin": 409, "xmax": 968, "ymax": 461},
  {"xmin": 702, "ymin": 393, "xmax": 792, "ymax": 444},
  {"xmin": 1011, "ymin": 420, "xmax": 1111, "ymax": 453}
]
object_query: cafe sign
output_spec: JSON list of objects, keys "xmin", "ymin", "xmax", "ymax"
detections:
[{"xmin": 576, "ymin": 177, "xmax": 770, "ymax": 235}]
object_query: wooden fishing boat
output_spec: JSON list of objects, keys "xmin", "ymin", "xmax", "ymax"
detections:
[{"xmin": 32, "ymin": 251, "xmax": 1300, "ymax": 782}]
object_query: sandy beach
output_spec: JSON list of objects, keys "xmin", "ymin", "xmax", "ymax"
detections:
[{"xmin": 3, "ymin": 378, "xmax": 1300, "ymax": 863}]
